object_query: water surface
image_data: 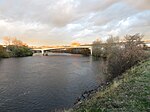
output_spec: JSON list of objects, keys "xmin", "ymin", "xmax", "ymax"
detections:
[{"xmin": 0, "ymin": 55, "xmax": 106, "ymax": 112}]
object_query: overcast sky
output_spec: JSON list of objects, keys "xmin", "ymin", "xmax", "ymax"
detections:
[{"xmin": 0, "ymin": 0, "xmax": 150, "ymax": 46}]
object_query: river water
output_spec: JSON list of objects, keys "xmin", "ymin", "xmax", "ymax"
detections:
[{"xmin": 0, "ymin": 54, "xmax": 106, "ymax": 112}]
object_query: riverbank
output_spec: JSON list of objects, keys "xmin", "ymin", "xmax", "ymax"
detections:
[{"xmin": 70, "ymin": 58, "xmax": 150, "ymax": 112}]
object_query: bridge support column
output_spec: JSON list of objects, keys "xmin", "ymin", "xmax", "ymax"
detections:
[
  {"xmin": 41, "ymin": 50, "xmax": 44, "ymax": 55},
  {"xmin": 89, "ymin": 47, "xmax": 92, "ymax": 55}
]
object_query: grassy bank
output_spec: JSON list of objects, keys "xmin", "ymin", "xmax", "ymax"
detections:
[{"xmin": 71, "ymin": 59, "xmax": 150, "ymax": 112}]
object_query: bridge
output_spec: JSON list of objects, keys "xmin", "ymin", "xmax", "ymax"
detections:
[
  {"xmin": 31, "ymin": 45, "xmax": 93, "ymax": 55},
  {"xmin": 31, "ymin": 41, "xmax": 150, "ymax": 56}
]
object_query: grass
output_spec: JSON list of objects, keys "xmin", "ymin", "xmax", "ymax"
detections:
[{"xmin": 71, "ymin": 59, "xmax": 150, "ymax": 112}]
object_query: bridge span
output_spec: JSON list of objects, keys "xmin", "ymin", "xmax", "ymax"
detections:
[{"xmin": 32, "ymin": 45, "xmax": 93, "ymax": 55}]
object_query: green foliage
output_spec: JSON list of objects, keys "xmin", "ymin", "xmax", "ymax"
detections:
[
  {"xmin": 1, "ymin": 37, "xmax": 33, "ymax": 58},
  {"xmin": 7, "ymin": 45, "xmax": 33, "ymax": 57},
  {"xmin": 0, "ymin": 45, "xmax": 10, "ymax": 58}
]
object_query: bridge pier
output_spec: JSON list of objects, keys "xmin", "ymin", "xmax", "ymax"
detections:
[
  {"xmin": 89, "ymin": 47, "xmax": 92, "ymax": 55},
  {"xmin": 41, "ymin": 50, "xmax": 44, "ymax": 55}
]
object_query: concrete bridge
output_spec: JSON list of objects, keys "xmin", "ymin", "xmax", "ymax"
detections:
[
  {"xmin": 32, "ymin": 45, "xmax": 93, "ymax": 55},
  {"xmin": 31, "ymin": 41, "xmax": 150, "ymax": 56}
]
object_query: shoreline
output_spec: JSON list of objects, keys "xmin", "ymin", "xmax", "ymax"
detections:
[{"xmin": 73, "ymin": 82, "xmax": 110, "ymax": 106}]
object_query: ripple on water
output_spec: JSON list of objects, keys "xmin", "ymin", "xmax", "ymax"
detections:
[{"xmin": 0, "ymin": 56, "xmax": 106, "ymax": 112}]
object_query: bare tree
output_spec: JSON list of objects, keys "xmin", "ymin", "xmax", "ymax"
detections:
[
  {"xmin": 3, "ymin": 37, "xmax": 26, "ymax": 46},
  {"xmin": 124, "ymin": 33, "xmax": 144, "ymax": 48},
  {"xmin": 12, "ymin": 38, "xmax": 25, "ymax": 46},
  {"xmin": 3, "ymin": 36, "xmax": 11, "ymax": 46},
  {"xmin": 92, "ymin": 39, "xmax": 103, "ymax": 57},
  {"xmin": 107, "ymin": 33, "xmax": 147, "ymax": 79},
  {"xmin": 106, "ymin": 35, "xmax": 119, "ymax": 44}
]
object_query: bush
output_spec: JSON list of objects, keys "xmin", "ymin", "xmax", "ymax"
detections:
[
  {"xmin": 7, "ymin": 45, "xmax": 33, "ymax": 57},
  {"xmin": 92, "ymin": 39, "xmax": 103, "ymax": 57},
  {"xmin": 107, "ymin": 33, "xmax": 148, "ymax": 79},
  {"xmin": 0, "ymin": 45, "xmax": 10, "ymax": 58}
]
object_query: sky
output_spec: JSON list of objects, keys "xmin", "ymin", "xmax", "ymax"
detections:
[{"xmin": 0, "ymin": 0, "xmax": 150, "ymax": 46}]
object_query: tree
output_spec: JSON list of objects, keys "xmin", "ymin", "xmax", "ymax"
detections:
[
  {"xmin": 7, "ymin": 45, "xmax": 33, "ymax": 57},
  {"xmin": 106, "ymin": 35, "xmax": 119, "ymax": 44},
  {"xmin": 3, "ymin": 37, "xmax": 26, "ymax": 46},
  {"xmin": 2, "ymin": 37, "xmax": 32, "ymax": 57},
  {"xmin": 92, "ymin": 39, "xmax": 103, "ymax": 57},
  {"xmin": 12, "ymin": 38, "xmax": 25, "ymax": 46},
  {"xmin": 124, "ymin": 33, "xmax": 143, "ymax": 48},
  {"xmin": 3, "ymin": 37, "xmax": 11, "ymax": 45},
  {"xmin": 102, "ymin": 36, "xmax": 120, "ymax": 58}
]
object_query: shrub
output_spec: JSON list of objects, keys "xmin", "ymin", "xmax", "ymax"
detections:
[
  {"xmin": 92, "ymin": 39, "xmax": 103, "ymax": 57},
  {"xmin": 107, "ymin": 33, "xmax": 148, "ymax": 79},
  {"xmin": 7, "ymin": 45, "xmax": 33, "ymax": 57},
  {"xmin": 0, "ymin": 45, "xmax": 10, "ymax": 58}
]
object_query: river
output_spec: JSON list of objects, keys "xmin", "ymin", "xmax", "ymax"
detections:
[{"xmin": 0, "ymin": 54, "xmax": 106, "ymax": 112}]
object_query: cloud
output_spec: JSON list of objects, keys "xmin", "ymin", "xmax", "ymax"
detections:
[
  {"xmin": 0, "ymin": 0, "xmax": 78, "ymax": 27},
  {"xmin": 92, "ymin": 2, "xmax": 138, "ymax": 26},
  {"xmin": 0, "ymin": 0, "xmax": 120, "ymax": 27},
  {"xmin": 0, "ymin": 0, "xmax": 149, "ymax": 46},
  {"xmin": 123, "ymin": 0, "xmax": 150, "ymax": 10}
]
